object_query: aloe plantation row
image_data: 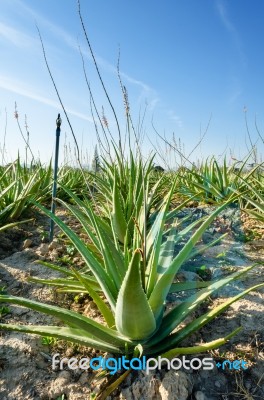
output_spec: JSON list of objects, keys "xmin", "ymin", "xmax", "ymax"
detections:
[
  {"xmin": 1, "ymin": 152, "xmax": 263, "ymax": 226},
  {"xmin": 0, "ymin": 145, "xmax": 263, "ymax": 392},
  {"xmin": 0, "ymin": 156, "xmax": 91, "ymax": 228}
]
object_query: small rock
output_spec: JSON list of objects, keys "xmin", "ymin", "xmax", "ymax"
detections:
[
  {"xmin": 38, "ymin": 243, "xmax": 49, "ymax": 256},
  {"xmin": 49, "ymin": 238, "xmax": 61, "ymax": 250},
  {"xmin": 23, "ymin": 239, "xmax": 32, "ymax": 249},
  {"xmin": 120, "ymin": 372, "xmax": 160, "ymax": 400},
  {"xmin": 48, "ymin": 240, "xmax": 60, "ymax": 251},
  {"xmin": 50, "ymin": 250, "xmax": 59, "ymax": 259},
  {"xmin": 56, "ymin": 246, "xmax": 65, "ymax": 254},
  {"xmin": 179, "ymin": 270, "xmax": 201, "ymax": 282},
  {"xmin": 159, "ymin": 370, "xmax": 192, "ymax": 400},
  {"xmin": 35, "ymin": 359, "xmax": 48, "ymax": 369},
  {"xmin": 65, "ymin": 347, "xmax": 75, "ymax": 357},
  {"xmin": 202, "ymin": 232, "xmax": 214, "ymax": 244},
  {"xmin": 89, "ymin": 301, "xmax": 97, "ymax": 310},
  {"xmin": 48, "ymin": 370, "xmax": 72, "ymax": 398},
  {"xmin": 194, "ymin": 391, "xmax": 205, "ymax": 400},
  {"xmin": 78, "ymin": 372, "xmax": 90, "ymax": 385}
]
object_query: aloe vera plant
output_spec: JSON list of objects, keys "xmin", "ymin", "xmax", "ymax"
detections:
[
  {"xmin": 89, "ymin": 149, "xmax": 167, "ymax": 236},
  {"xmin": 239, "ymin": 172, "xmax": 264, "ymax": 222},
  {"xmin": 1, "ymin": 154, "xmax": 263, "ymax": 367},
  {"xmin": 0, "ymin": 157, "xmax": 52, "ymax": 223},
  {"xmin": 178, "ymin": 156, "xmax": 259, "ymax": 204}
]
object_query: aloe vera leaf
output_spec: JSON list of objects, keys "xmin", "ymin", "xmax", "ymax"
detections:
[
  {"xmin": 111, "ymin": 170, "xmax": 127, "ymax": 244},
  {"xmin": 115, "ymin": 249, "xmax": 156, "ymax": 340},
  {"xmin": 169, "ymin": 280, "xmax": 216, "ymax": 293},
  {"xmin": 148, "ymin": 282, "xmax": 264, "ymax": 354},
  {"xmin": 0, "ymin": 294, "xmax": 128, "ymax": 346},
  {"xmin": 32, "ymin": 201, "xmax": 117, "ymax": 307},
  {"xmin": 72, "ymin": 268, "xmax": 115, "ymax": 328},
  {"xmin": 161, "ymin": 327, "xmax": 241, "ymax": 359},
  {"xmin": 147, "ymin": 265, "xmax": 255, "ymax": 346},
  {"xmin": 148, "ymin": 200, "xmax": 235, "ymax": 319},
  {"xmin": 0, "ymin": 324, "xmax": 123, "ymax": 353}
]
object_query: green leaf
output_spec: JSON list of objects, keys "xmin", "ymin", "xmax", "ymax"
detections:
[
  {"xmin": 169, "ymin": 280, "xmax": 215, "ymax": 293},
  {"xmin": 111, "ymin": 170, "xmax": 128, "ymax": 243},
  {"xmin": 161, "ymin": 327, "xmax": 242, "ymax": 359},
  {"xmin": 0, "ymin": 294, "xmax": 129, "ymax": 346},
  {"xmin": 32, "ymin": 201, "xmax": 117, "ymax": 308},
  {"xmin": 148, "ymin": 282, "xmax": 264, "ymax": 354},
  {"xmin": 0, "ymin": 324, "xmax": 123, "ymax": 353},
  {"xmin": 147, "ymin": 265, "xmax": 256, "ymax": 347},
  {"xmin": 115, "ymin": 249, "xmax": 156, "ymax": 340},
  {"xmin": 148, "ymin": 199, "xmax": 235, "ymax": 320},
  {"xmin": 72, "ymin": 268, "xmax": 115, "ymax": 328}
]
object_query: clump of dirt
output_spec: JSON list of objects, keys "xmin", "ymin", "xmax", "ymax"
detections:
[{"xmin": 0, "ymin": 210, "xmax": 50, "ymax": 260}]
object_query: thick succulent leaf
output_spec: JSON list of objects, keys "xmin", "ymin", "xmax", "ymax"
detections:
[
  {"xmin": 161, "ymin": 327, "xmax": 242, "ymax": 359},
  {"xmin": 156, "ymin": 215, "xmax": 207, "ymax": 276},
  {"xmin": 111, "ymin": 171, "xmax": 127, "ymax": 243},
  {"xmin": 96, "ymin": 226, "xmax": 125, "ymax": 287},
  {"xmin": 169, "ymin": 280, "xmax": 216, "ymax": 293},
  {"xmin": 96, "ymin": 369, "xmax": 131, "ymax": 400},
  {"xmin": 148, "ymin": 200, "xmax": 235, "ymax": 319},
  {"xmin": 147, "ymin": 265, "xmax": 255, "ymax": 346},
  {"xmin": 145, "ymin": 180, "xmax": 177, "ymax": 295},
  {"xmin": 243, "ymin": 209, "xmax": 264, "ymax": 222},
  {"xmin": 115, "ymin": 249, "xmax": 156, "ymax": 340},
  {"xmin": 27, "ymin": 277, "xmax": 87, "ymax": 291},
  {"xmin": 29, "ymin": 264, "xmax": 100, "ymax": 292},
  {"xmin": 55, "ymin": 197, "xmax": 101, "ymax": 250},
  {"xmin": 0, "ymin": 324, "xmax": 123, "ymax": 353},
  {"xmin": 33, "ymin": 260, "xmax": 77, "ymax": 277},
  {"xmin": 0, "ymin": 294, "xmax": 129, "ymax": 346},
  {"xmin": 147, "ymin": 282, "xmax": 264, "ymax": 354},
  {"xmin": 157, "ymin": 222, "xmax": 178, "ymax": 273},
  {"xmin": 32, "ymin": 201, "xmax": 117, "ymax": 307},
  {"xmin": 72, "ymin": 268, "xmax": 115, "ymax": 328},
  {"xmin": 189, "ymin": 232, "xmax": 228, "ymax": 258},
  {"xmin": 0, "ymin": 218, "xmax": 33, "ymax": 233}
]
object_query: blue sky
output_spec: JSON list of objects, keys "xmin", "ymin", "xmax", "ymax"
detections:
[{"xmin": 0, "ymin": 0, "xmax": 263, "ymax": 167}]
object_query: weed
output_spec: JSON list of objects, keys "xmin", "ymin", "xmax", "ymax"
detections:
[{"xmin": 0, "ymin": 306, "xmax": 10, "ymax": 317}]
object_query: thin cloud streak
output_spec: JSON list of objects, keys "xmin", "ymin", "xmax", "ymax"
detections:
[
  {"xmin": 228, "ymin": 88, "xmax": 242, "ymax": 105},
  {"xmin": 167, "ymin": 110, "xmax": 183, "ymax": 129},
  {"xmin": 0, "ymin": 21, "xmax": 36, "ymax": 48},
  {"xmin": 216, "ymin": 0, "xmax": 236, "ymax": 34},
  {"xmin": 1, "ymin": 0, "xmax": 171, "ymax": 127},
  {"xmin": 12, "ymin": 0, "xmax": 160, "ymax": 106},
  {"xmin": 0, "ymin": 75, "xmax": 93, "ymax": 123},
  {"xmin": 215, "ymin": 0, "xmax": 246, "ymax": 66},
  {"xmin": 215, "ymin": 0, "xmax": 245, "ymax": 105}
]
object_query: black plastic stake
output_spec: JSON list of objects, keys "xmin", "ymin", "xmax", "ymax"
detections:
[{"xmin": 49, "ymin": 114, "xmax": 61, "ymax": 242}]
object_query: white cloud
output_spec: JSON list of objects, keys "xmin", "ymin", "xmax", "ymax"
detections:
[
  {"xmin": 216, "ymin": 0, "xmax": 236, "ymax": 34},
  {"xmin": 0, "ymin": 0, "xmax": 161, "ymax": 122},
  {"xmin": 167, "ymin": 110, "xmax": 183, "ymax": 128},
  {"xmin": 11, "ymin": 0, "xmax": 159, "ymax": 108},
  {"xmin": 228, "ymin": 88, "xmax": 242, "ymax": 105},
  {"xmin": 0, "ymin": 75, "xmax": 93, "ymax": 122},
  {"xmin": 215, "ymin": 0, "xmax": 246, "ymax": 66},
  {"xmin": 0, "ymin": 21, "xmax": 36, "ymax": 48}
]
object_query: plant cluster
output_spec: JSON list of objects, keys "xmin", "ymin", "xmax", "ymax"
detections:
[{"xmin": 0, "ymin": 148, "xmax": 263, "ymax": 397}]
